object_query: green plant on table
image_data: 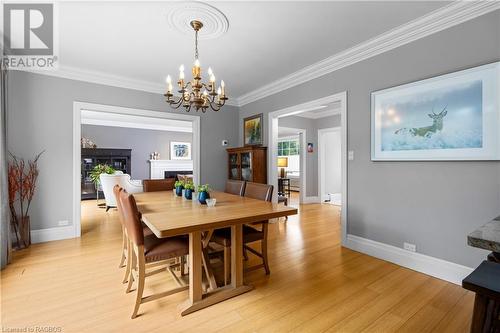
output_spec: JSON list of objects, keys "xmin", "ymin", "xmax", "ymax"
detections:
[
  {"xmin": 174, "ymin": 180, "xmax": 185, "ymax": 188},
  {"xmin": 184, "ymin": 183, "xmax": 195, "ymax": 191},
  {"xmin": 89, "ymin": 164, "xmax": 115, "ymax": 186},
  {"xmin": 197, "ymin": 184, "xmax": 211, "ymax": 193}
]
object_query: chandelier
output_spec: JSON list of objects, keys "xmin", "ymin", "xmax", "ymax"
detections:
[{"xmin": 164, "ymin": 20, "xmax": 228, "ymax": 112}]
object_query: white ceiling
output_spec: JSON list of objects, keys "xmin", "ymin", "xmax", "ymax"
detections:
[
  {"xmin": 81, "ymin": 110, "xmax": 193, "ymax": 132},
  {"xmin": 56, "ymin": 1, "xmax": 451, "ymax": 102}
]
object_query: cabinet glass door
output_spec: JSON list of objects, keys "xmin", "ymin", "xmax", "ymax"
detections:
[
  {"xmin": 240, "ymin": 152, "xmax": 253, "ymax": 181},
  {"xmin": 229, "ymin": 153, "xmax": 240, "ymax": 180}
]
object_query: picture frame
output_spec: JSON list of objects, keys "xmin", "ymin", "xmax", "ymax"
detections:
[
  {"xmin": 170, "ymin": 141, "xmax": 191, "ymax": 160},
  {"xmin": 371, "ymin": 61, "xmax": 500, "ymax": 161},
  {"xmin": 243, "ymin": 113, "xmax": 263, "ymax": 146}
]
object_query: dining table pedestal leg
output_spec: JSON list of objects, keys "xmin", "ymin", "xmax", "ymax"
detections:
[{"xmin": 179, "ymin": 225, "xmax": 253, "ymax": 316}]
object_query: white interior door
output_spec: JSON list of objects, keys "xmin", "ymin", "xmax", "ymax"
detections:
[{"xmin": 319, "ymin": 128, "xmax": 341, "ymax": 203}]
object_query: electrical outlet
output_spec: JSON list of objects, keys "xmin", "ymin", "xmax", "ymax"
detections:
[
  {"xmin": 404, "ymin": 242, "xmax": 416, "ymax": 252},
  {"xmin": 58, "ymin": 220, "xmax": 69, "ymax": 226},
  {"xmin": 222, "ymin": 140, "xmax": 228, "ymax": 146}
]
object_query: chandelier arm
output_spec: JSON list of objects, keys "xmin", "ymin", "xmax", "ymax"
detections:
[
  {"xmin": 170, "ymin": 97, "xmax": 184, "ymax": 109},
  {"xmin": 208, "ymin": 100, "xmax": 222, "ymax": 112},
  {"xmin": 181, "ymin": 81, "xmax": 192, "ymax": 92},
  {"xmin": 167, "ymin": 95, "xmax": 183, "ymax": 106}
]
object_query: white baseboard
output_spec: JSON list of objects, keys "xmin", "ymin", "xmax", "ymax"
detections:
[
  {"xmin": 344, "ymin": 234, "xmax": 473, "ymax": 285},
  {"xmin": 302, "ymin": 196, "xmax": 320, "ymax": 204},
  {"xmin": 31, "ymin": 225, "xmax": 76, "ymax": 244}
]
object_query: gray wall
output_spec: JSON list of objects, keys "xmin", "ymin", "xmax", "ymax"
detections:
[
  {"xmin": 241, "ymin": 11, "xmax": 500, "ymax": 267},
  {"xmin": 278, "ymin": 114, "xmax": 341, "ymax": 196},
  {"xmin": 81, "ymin": 124, "xmax": 192, "ymax": 180},
  {"xmin": 7, "ymin": 72, "xmax": 239, "ymax": 230}
]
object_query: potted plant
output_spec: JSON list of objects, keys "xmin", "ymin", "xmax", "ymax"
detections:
[
  {"xmin": 8, "ymin": 151, "xmax": 44, "ymax": 249},
  {"xmin": 174, "ymin": 180, "xmax": 185, "ymax": 197},
  {"xmin": 89, "ymin": 164, "xmax": 115, "ymax": 188},
  {"xmin": 89, "ymin": 164, "xmax": 115, "ymax": 205},
  {"xmin": 197, "ymin": 184, "xmax": 211, "ymax": 204},
  {"xmin": 184, "ymin": 183, "xmax": 194, "ymax": 200}
]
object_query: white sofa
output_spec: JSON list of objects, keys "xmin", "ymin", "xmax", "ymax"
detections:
[{"xmin": 100, "ymin": 172, "xmax": 143, "ymax": 211}]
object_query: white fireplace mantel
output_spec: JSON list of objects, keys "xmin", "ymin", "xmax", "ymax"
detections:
[{"xmin": 149, "ymin": 160, "xmax": 193, "ymax": 179}]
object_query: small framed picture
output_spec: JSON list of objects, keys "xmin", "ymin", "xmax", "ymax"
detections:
[
  {"xmin": 307, "ymin": 143, "xmax": 314, "ymax": 153},
  {"xmin": 170, "ymin": 142, "xmax": 191, "ymax": 160},
  {"xmin": 243, "ymin": 113, "xmax": 263, "ymax": 146}
]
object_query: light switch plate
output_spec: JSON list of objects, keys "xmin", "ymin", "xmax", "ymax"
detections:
[{"xmin": 348, "ymin": 151, "xmax": 354, "ymax": 160}]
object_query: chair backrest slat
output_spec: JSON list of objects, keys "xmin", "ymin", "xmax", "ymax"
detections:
[
  {"xmin": 143, "ymin": 178, "xmax": 175, "ymax": 192},
  {"xmin": 244, "ymin": 182, "xmax": 273, "ymax": 202}
]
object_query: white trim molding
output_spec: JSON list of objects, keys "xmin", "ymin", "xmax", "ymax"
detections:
[
  {"xmin": 31, "ymin": 226, "xmax": 76, "ymax": 244},
  {"xmin": 302, "ymin": 196, "xmax": 320, "ymax": 204},
  {"xmin": 345, "ymin": 234, "xmax": 474, "ymax": 285},
  {"xmin": 237, "ymin": 1, "xmax": 500, "ymax": 106},
  {"xmin": 22, "ymin": 65, "xmax": 240, "ymax": 107}
]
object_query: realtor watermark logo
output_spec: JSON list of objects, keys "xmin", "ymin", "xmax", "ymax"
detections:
[{"xmin": 2, "ymin": 2, "xmax": 58, "ymax": 70}]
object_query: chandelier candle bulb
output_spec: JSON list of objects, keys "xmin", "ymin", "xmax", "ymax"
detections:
[
  {"xmin": 193, "ymin": 59, "xmax": 201, "ymax": 78},
  {"xmin": 221, "ymin": 80, "xmax": 225, "ymax": 96}
]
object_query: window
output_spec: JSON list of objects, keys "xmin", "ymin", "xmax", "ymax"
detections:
[{"xmin": 278, "ymin": 138, "xmax": 300, "ymax": 156}]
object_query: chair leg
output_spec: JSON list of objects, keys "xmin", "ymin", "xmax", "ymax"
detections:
[
  {"xmin": 243, "ymin": 247, "xmax": 249, "ymax": 261},
  {"xmin": 126, "ymin": 248, "xmax": 136, "ymax": 293},
  {"xmin": 262, "ymin": 225, "xmax": 270, "ymax": 275},
  {"xmin": 180, "ymin": 255, "xmax": 186, "ymax": 276},
  {"xmin": 224, "ymin": 246, "xmax": 230, "ymax": 286},
  {"xmin": 106, "ymin": 206, "xmax": 111, "ymax": 212},
  {"xmin": 122, "ymin": 239, "xmax": 131, "ymax": 284},
  {"xmin": 119, "ymin": 228, "xmax": 127, "ymax": 268},
  {"xmin": 131, "ymin": 248, "xmax": 145, "ymax": 319}
]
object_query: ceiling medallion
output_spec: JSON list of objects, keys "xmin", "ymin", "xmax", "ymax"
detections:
[
  {"xmin": 164, "ymin": 20, "xmax": 228, "ymax": 112},
  {"xmin": 166, "ymin": 2, "xmax": 229, "ymax": 40}
]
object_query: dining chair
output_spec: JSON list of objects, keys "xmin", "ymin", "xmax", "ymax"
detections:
[
  {"xmin": 113, "ymin": 185, "xmax": 154, "ymax": 284},
  {"xmin": 225, "ymin": 180, "xmax": 246, "ymax": 196},
  {"xmin": 119, "ymin": 191, "xmax": 189, "ymax": 319},
  {"xmin": 212, "ymin": 182, "xmax": 274, "ymax": 284},
  {"xmin": 143, "ymin": 178, "xmax": 175, "ymax": 192}
]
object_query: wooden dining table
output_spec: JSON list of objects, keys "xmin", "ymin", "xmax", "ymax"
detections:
[{"xmin": 133, "ymin": 190, "xmax": 297, "ymax": 316}]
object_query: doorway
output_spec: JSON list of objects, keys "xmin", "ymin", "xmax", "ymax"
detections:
[
  {"xmin": 268, "ymin": 91, "xmax": 347, "ymax": 244},
  {"xmin": 72, "ymin": 102, "xmax": 201, "ymax": 238}
]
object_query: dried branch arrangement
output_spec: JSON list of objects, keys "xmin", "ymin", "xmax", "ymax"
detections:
[{"xmin": 8, "ymin": 151, "xmax": 44, "ymax": 249}]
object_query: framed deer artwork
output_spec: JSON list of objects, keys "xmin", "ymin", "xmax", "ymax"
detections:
[{"xmin": 371, "ymin": 61, "xmax": 499, "ymax": 161}]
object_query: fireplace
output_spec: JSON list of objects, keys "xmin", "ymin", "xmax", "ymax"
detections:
[
  {"xmin": 148, "ymin": 159, "xmax": 193, "ymax": 179},
  {"xmin": 164, "ymin": 170, "xmax": 192, "ymax": 179}
]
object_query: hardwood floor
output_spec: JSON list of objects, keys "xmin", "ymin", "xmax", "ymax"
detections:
[{"xmin": 1, "ymin": 199, "xmax": 473, "ymax": 332}]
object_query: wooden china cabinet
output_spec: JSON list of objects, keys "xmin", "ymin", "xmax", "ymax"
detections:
[{"xmin": 227, "ymin": 146, "xmax": 267, "ymax": 184}]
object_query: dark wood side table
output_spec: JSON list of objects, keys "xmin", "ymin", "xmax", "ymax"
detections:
[
  {"xmin": 462, "ymin": 261, "xmax": 500, "ymax": 333},
  {"xmin": 278, "ymin": 178, "xmax": 290, "ymax": 197}
]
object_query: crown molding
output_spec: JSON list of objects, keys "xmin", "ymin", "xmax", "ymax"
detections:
[
  {"xmin": 19, "ymin": 65, "xmax": 240, "ymax": 107},
  {"xmin": 236, "ymin": 1, "xmax": 500, "ymax": 107}
]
